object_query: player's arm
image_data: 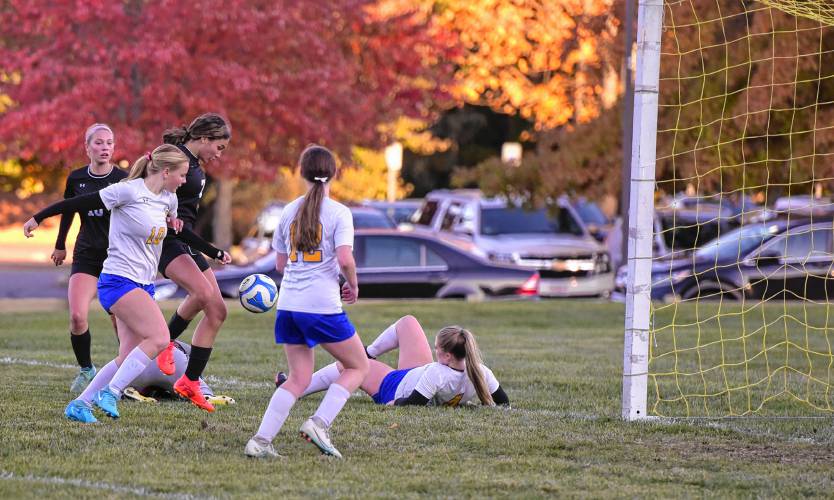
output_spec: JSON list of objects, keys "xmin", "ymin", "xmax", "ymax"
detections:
[
  {"xmin": 25, "ymin": 193, "xmax": 106, "ymax": 237},
  {"xmin": 177, "ymin": 227, "xmax": 231, "ymax": 263},
  {"xmin": 275, "ymin": 252, "xmax": 289, "ymax": 273},
  {"xmin": 337, "ymin": 246, "xmax": 358, "ymax": 304},
  {"xmin": 491, "ymin": 386, "xmax": 510, "ymax": 406},
  {"xmin": 54, "ymin": 176, "xmax": 75, "ymax": 253},
  {"xmin": 392, "ymin": 390, "xmax": 430, "ymax": 406}
]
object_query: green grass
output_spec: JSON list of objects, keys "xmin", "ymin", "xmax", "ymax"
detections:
[{"xmin": 1, "ymin": 300, "xmax": 834, "ymax": 498}]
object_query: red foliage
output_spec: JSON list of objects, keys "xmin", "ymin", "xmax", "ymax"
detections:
[{"xmin": 0, "ymin": 0, "xmax": 454, "ymax": 179}]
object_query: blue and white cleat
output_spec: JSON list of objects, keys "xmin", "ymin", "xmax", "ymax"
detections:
[
  {"xmin": 70, "ymin": 366, "xmax": 96, "ymax": 393},
  {"xmin": 93, "ymin": 388, "xmax": 120, "ymax": 419},
  {"xmin": 299, "ymin": 417, "xmax": 343, "ymax": 459},
  {"xmin": 64, "ymin": 400, "xmax": 98, "ymax": 423}
]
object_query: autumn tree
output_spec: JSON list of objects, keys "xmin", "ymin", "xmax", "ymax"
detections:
[{"xmin": 0, "ymin": 0, "xmax": 454, "ymax": 242}]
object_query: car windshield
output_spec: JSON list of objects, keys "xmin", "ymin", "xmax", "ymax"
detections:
[
  {"xmin": 574, "ymin": 201, "xmax": 609, "ymax": 226},
  {"xmin": 353, "ymin": 211, "xmax": 396, "ymax": 229},
  {"xmin": 694, "ymin": 223, "xmax": 778, "ymax": 261},
  {"xmin": 480, "ymin": 207, "xmax": 582, "ymax": 236}
]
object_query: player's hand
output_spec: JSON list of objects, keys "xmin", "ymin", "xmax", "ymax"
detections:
[
  {"xmin": 341, "ymin": 282, "xmax": 358, "ymax": 304},
  {"xmin": 167, "ymin": 216, "xmax": 184, "ymax": 234},
  {"xmin": 23, "ymin": 218, "xmax": 38, "ymax": 238},
  {"xmin": 216, "ymin": 251, "xmax": 232, "ymax": 265},
  {"xmin": 51, "ymin": 249, "xmax": 67, "ymax": 266}
]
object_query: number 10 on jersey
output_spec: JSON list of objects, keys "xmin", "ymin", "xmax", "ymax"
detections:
[{"xmin": 289, "ymin": 222, "xmax": 322, "ymax": 263}]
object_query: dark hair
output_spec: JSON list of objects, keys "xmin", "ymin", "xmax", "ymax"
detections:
[
  {"xmin": 162, "ymin": 112, "xmax": 231, "ymax": 145},
  {"xmin": 292, "ymin": 144, "xmax": 337, "ymax": 253},
  {"xmin": 436, "ymin": 326, "xmax": 495, "ymax": 406}
]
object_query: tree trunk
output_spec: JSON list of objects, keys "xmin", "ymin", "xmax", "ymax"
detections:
[{"xmin": 212, "ymin": 177, "xmax": 235, "ymax": 249}]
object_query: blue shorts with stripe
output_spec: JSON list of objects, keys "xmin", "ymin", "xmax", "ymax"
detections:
[
  {"xmin": 274, "ymin": 310, "xmax": 355, "ymax": 348},
  {"xmin": 372, "ymin": 368, "xmax": 415, "ymax": 405},
  {"xmin": 98, "ymin": 273, "xmax": 155, "ymax": 314}
]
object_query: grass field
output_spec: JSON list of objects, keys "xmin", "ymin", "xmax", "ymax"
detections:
[{"xmin": 2, "ymin": 300, "xmax": 834, "ymax": 498}]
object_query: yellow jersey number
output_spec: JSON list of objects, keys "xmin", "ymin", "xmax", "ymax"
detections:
[
  {"xmin": 289, "ymin": 222, "xmax": 323, "ymax": 263},
  {"xmin": 146, "ymin": 226, "xmax": 166, "ymax": 245}
]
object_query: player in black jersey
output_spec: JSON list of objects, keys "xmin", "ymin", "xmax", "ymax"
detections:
[
  {"xmin": 51, "ymin": 124, "xmax": 127, "ymax": 393},
  {"xmin": 156, "ymin": 113, "xmax": 231, "ymax": 412}
]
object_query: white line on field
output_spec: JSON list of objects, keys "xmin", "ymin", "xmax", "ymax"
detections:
[
  {"xmin": 0, "ymin": 470, "xmax": 210, "ymax": 499},
  {"xmin": 0, "ymin": 356, "xmax": 269, "ymax": 391}
]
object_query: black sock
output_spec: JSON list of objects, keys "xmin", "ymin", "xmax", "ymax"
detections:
[
  {"xmin": 168, "ymin": 311, "xmax": 192, "ymax": 341},
  {"xmin": 70, "ymin": 330, "xmax": 93, "ymax": 369},
  {"xmin": 185, "ymin": 346, "xmax": 212, "ymax": 381}
]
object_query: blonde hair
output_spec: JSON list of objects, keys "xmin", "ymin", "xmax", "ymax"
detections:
[
  {"xmin": 436, "ymin": 326, "xmax": 495, "ymax": 406},
  {"xmin": 85, "ymin": 123, "xmax": 113, "ymax": 144},
  {"xmin": 124, "ymin": 144, "xmax": 188, "ymax": 182},
  {"xmin": 292, "ymin": 144, "xmax": 337, "ymax": 253}
]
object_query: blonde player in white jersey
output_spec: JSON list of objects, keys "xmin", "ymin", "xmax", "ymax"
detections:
[
  {"xmin": 245, "ymin": 144, "xmax": 369, "ymax": 460},
  {"xmin": 291, "ymin": 315, "xmax": 510, "ymax": 407},
  {"xmin": 24, "ymin": 144, "xmax": 230, "ymax": 424}
]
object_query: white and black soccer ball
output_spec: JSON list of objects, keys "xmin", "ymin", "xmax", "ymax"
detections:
[{"xmin": 238, "ymin": 274, "xmax": 278, "ymax": 313}]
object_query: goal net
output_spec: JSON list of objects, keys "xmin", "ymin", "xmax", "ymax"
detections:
[{"xmin": 625, "ymin": 0, "xmax": 834, "ymax": 417}]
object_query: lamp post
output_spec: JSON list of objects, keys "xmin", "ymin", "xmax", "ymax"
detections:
[
  {"xmin": 501, "ymin": 142, "xmax": 522, "ymax": 167},
  {"xmin": 384, "ymin": 142, "xmax": 403, "ymax": 203}
]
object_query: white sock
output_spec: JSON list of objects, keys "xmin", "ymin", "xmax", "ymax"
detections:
[
  {"xmin": 312, "ymin": 383, "xmax": 351, "ymax": 428},
  {"xmin": 255, "ymin": 388, "xmax": 297, "ymax": 444},
  {"xmin": 107, "ymin": 347, "xmax": 152, "ymax": 396},
  {"xmin": 77, "ymin": 360, "xmax": 119, "ymax": 403},
  {"xmin": 301, "ymin": 363, "xmax": 341, "ymax": 397},
  {"xmin": 366, "ymin": 322, "xmax": 399, "ymax": 358}
]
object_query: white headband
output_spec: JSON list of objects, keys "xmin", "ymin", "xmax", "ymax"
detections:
[{"xmin": 313, "ymin": 176, "xmax": 329, "ymax": 183}]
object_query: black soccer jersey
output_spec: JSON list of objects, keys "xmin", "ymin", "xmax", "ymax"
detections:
[
  {"xmin": 55, "ymin": 165, "xmax": 128, "ymax": 254},
  {"xmin": 174, "ymin": 144, "xmax": 206, "ymax": 229}
]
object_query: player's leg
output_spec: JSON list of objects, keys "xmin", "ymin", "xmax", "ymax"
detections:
[
  {"xmin": 297, "ymin": 359, "xmax": 392, "ymax": 399},
  {"xmin": 155, "ymin": 253, "xmax": 203, "ymax": 375},
  {"xmin": 393, "ymin": 315, "xmax": 434, "ymax": 369},
  {"xmin": 246, "ymin": 344, "xmax": 314, "ymax": 458},
  {"xmin": 67, "ymin": 272, "xmax": 99, "ymax": 392},
  {"xmin": 302, "ymin": 334, "xmax": 369, "ymax": 458}
]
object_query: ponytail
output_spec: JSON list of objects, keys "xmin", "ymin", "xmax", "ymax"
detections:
[
  {"xmin": 162, "ymin": 126, "xmax": 189, "ymax": 145},
  {"xmin": 292, "ymin": 144, "xmax": 337, "ymax": 253},
  {"xmin": 436, "ymin": 326, "xmax": 495, "ymax": 406},
  {"xmin": 163, "ymin": 112, "xmax": 231, "ymax": 146},
  {"xmin": 123, "ymin": 145, "xmax": 189, "ymax": 182}
]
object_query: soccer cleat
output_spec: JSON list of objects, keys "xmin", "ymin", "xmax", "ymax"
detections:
[
  {"xmin": 274, "ymin": 371, "xmax": 287, "ymax": 388},
  {"xmin": 299, "ymin": 417, "xmax": 343, "ymax": 459},
  {"xmin": 93, "ymin": 388, "xmax": 120, "ymax": 419},
  {"xmin": 205, "ymin": 394, "xmax": 235, "ymax": 406},
  {"xmin": 173, "ymin": 375, "xmax": 215, "ymax": 412},
  {"xmin": 122, "ymin": 387, "xmax": 158, "ymax": 403},
  {"xmin": 70, "ymin": 365, "xmax": 97, "ymax": 393},
  {"xmin": 64, "ymin": 399, "xmax": 98, "ymax": 423},
  {"xmin": 156, "ymin": 341, "xmax": 176, "ymax": 376},
  {"xmin": 244, "ymin": 438, "xmax": 282, "ymax": 458}
]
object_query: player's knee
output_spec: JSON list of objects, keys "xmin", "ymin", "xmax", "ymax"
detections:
[
  {"xmin": 189, "ymin": 284, "xmax": 214, "ymax": 309},
  {"xmin": 69, "ymin": 311, "xmax": 88, "ymax": 333},
  {"xmin": 206, "ymin": 295, "xmax": 227, "ymax": 323},
  {"xmin": 345, "ymin": 355, "xmax": 369, "ymax": 376},
  {"xmin": 398, "ymin": 315, "xmax": 419, "ymax": 331}
]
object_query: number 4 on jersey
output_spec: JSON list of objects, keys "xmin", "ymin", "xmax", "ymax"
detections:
[{"xmin": 289, "ymin": 222, "xmax": 322, "ymax": 263}]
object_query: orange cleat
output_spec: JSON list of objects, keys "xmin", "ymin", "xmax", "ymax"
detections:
[
  {"xmin": 174, "ymin": 375, "xmax": 215, "ymax": 412},
  {"xmin": 156, "ymin": 341, "xmax": 176, "ymax": 376}
]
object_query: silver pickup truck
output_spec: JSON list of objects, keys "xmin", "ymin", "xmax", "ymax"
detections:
[{"xmin": 410, "ymin": 190, "xmax": 614, "ymax": 298}]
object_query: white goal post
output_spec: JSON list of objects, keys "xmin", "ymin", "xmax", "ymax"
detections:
[{"xmin": 621, "ymin": 0, "xmax": 664, "ymax": 421}]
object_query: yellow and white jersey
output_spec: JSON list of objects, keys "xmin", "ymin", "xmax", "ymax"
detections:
[
  {"xmin": 99, "ymin": 178, "xmax": 178, "ymax": 284},
  {"xmin": 396, "ymin": 362, "xmax": 500, "ymax": 407},
  {"xmin": 272, "ymin": 196, "xmax": 354, "ymax": 314}
]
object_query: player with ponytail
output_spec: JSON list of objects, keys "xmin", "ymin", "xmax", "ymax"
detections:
[
  {"xmin": 245, "ymin": 144, "xmax": 369, "ymax": 460},
  {"xmin": 289, "ymin": 315, "xmax": 510, "ymax": 408}
]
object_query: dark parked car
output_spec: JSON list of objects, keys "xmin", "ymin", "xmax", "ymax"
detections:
[
  {"xmin": 350, "ymin": 206, "xmax": 396, "ymax": 229},
  {"xmin": 622, "ymin": 217, "xmax": 834, "ymax": 301},
  {"xmin": 154, "ymin": 229, "xmax": 540, "ymax": 301}
]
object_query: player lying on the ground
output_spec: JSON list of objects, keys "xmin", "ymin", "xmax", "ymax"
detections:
[
  {"xmin": 121, "ymin": 340, "xmax": 234, "ymax": 406},
  {"xmin": 280, "ymin": 315, "xmax": 509, "ymax": 407}
]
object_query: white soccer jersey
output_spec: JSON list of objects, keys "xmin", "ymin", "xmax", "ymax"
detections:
[
  {"xmin": 99, "ymin": 178, "xmax": 178, "ymax": 284},
  {"xmin": 395, "ymin": 362, "xmax": 500, "ymax": 407},
  {"xmin": 272, "ymin": 196, "xmax": 354, "ymax": 314}
]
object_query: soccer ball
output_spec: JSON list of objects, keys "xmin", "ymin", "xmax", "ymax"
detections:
[{"xmin": 238, "ymin": 274, "xmax": 278, "ymax": 313}]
